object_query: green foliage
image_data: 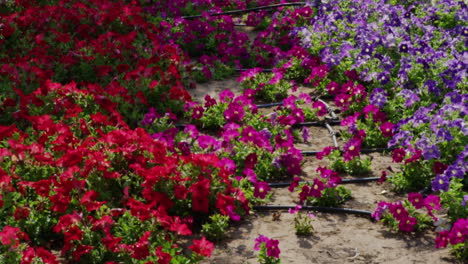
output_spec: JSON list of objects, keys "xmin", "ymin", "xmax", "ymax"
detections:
[
  {"xmin": 201, "ymin": 214, "xmax": 230, "ymax": 241},
  {"xmin": 309, "ymin": 186, "xmax": 352, "ymax": 207},
  {"xmin": 328, "ymin": 150, "xmax": 372, "ymax": 176},
  {"xmin": 293, "ymin": 212, "xmax": 314, "ymax": 236},
  {"xmin": 440, "ymin": 178, "xmax": 468, "ymax": 223},
  {"xmin": 240, "ymin": 72, "xmax": 293, "ymax": 103},
  {"xmin": 389, "ymin": 162, "xmax": 433, "ymax": 193}
]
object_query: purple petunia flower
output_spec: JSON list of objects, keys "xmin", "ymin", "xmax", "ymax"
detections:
[
  {"xmin": 422, "ymin": 144, "xmax": 441, "ymax": 160},
  {"xmin": 302, "ymin": 126, "xmax": 310, "ymax": 143},
  {"xmin": 372, "ymin": 201, "xmax": 389, "ymax": 221},
  {"xmin": 432, "ymin": 175, "xmax": 450, "ymax": 192},
  {"xmin": 462, "ymin": 195, "xmax": 468, "ymax": 206},
  {"xmin": 370, "ymin": 88, "xmax": 388, "ymax": 108},
  {"xmin": 444, "ymin": 165, "xmax": 465, "ymax": 180},
  {"xmin": 398, "ymin": 89, "xmax": 420, "ymax": 108}
]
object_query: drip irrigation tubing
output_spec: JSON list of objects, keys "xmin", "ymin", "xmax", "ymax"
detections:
[
  {"xmin": 236, "ymin": 68, "xmax": 273, "ymax": 72},
  {"xmin": 293, "ymin": 120, "xmax": 341, "ymax": 127},
  {"xmin": 253, "ymin": 205, "xmax": 373, "ymax": 218},
  {"xmin": 181, "ymin": 2, "xmax": 306, "ymax": 19},
  {"xmin": 267, "ymin": 177, "xmax": 382, "ymax": 188},
  {"xmin": 174, "ymin": 119, "xmax": 343, "ymax": 129},
  {"xmin": 256, "ymin": 102, "xmax": 284, "ymax": 108},
  {"xmin": 301, "ymin": 147, "xmax": 395, "ymax": 156}
]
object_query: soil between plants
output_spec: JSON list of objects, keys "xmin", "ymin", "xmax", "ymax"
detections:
[{"xmin": 190, "ymin": 78, "xmax": 454, "ymax": 264}]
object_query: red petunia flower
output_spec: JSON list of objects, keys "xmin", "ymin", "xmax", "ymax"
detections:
[
  {"xmin": 189, "ymin": 237, "xmax": 214, "ymax": 257},
  {"xmin": 190, "ymin": 178, "xmax": 211, "ymax": 213}
]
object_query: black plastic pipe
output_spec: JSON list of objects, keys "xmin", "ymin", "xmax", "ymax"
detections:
[
  {"xmin": 253, "ymin": 205, "xmax": 372, "ymax": 218},
  {"xmin": 236, "ymin": 68, "xmax": 273, "ymax": 72},
  {"xmin": 181, "ymin": 2, "xmax": 306, "ymax": 19},
  {"xmin": 301, "ymin": 147, "xmax": 395, "ymax": 156},
  {"xmin": 268, "ymin": 177, "xmax": 382, "ymax": 188},
  {"xmin": 293, "ymin": 120, "xmax": 341, "ymax": 127},
  {"xmin": 256, "ymin": 102, "xmax": 284, "ymax": 108}
]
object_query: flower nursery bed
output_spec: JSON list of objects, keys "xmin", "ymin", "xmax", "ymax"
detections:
[{"xmin": 0, "ymin": 1, "xmax": 466, "ymax": 264}]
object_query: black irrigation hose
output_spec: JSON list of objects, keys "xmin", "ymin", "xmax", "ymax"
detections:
[
  {"xmin": 301, "ymin": 147, "xmax": 395, "ymax": 156},
  {"xmin": 359, "ymin": 147, "xmax": 396, "ymax": 154},
  {"xmin": 268, "ymin": 177, "xmax": 382, "ymax": 188},
  {"xmin": 181, "ymin": 2, "xmax": 306, "ymax": 19},
  {"xmin": 293, "ymin": 120, "xmax": 341, "ymax": 127},
  {"xmin": 256, "ymin": 102, "xmax": 284, "ymax": 108},
  {"xmin": 253, "ymin": 205, "xmax": 373, "ymax": 218},
  {"xmin": 236, "ymin": 68, "xmax": 273, "ymax": 72}
]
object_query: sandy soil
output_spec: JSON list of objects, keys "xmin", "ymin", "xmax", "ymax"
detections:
[{"xmin": 191, "ymin": 77, "xmax": 455, "ymax": 264}]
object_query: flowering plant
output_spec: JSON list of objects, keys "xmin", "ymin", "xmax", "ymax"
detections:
[
  {"xmin": 289, "ymin": 206, "xmax": 315, "ymax": 236},
  {"xmin": 372, "ymin": 193, "xmax": 441, "ymax": 233},
  {"xmin": 254, "ymin": 235, "xmax": 281, "ymax": 264}
]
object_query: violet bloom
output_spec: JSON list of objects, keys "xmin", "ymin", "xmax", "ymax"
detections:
[
  {"xmin": 425, "ymin": 79, "xmax": 440, "ymax": 96},
  {"xmin": 398, "ymin": 89, "xmax": 420, "ymax": 107},
  {"xmin": 432, "ymin": 175, "xmax": 450, "ymax": 192},
  {"xmin": 462, "ymin": 195, "xmax": 468, "ymax": 206},
  {"xmin": 444, "ymin": 165, "xmax": 465, "ymax": 179},
  {"xmin": 372, "ymin": 201, "xmax": 389, "ymax": 221},
  {"xmin": 141, "ymin": 107, "xmax": 159, "ymax": 126},
  {"xmin": 302, "ymin": 126, "xmax": 310, "ymax": 143},
  {"xmin": 377, "ymin": 72, "xmax": 390, "ymax": 85},
  {"xmin": 370, "ymin": 88, "xmax": 388, "ymax": 108},
  {"xmin": 361, "ymin": 44, "xmax": 374, "ymax": 56},
  {"xmin": 422, "ymin": 144, "xmax": 441, "ymax": 160}
]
